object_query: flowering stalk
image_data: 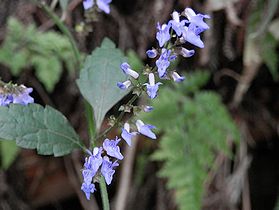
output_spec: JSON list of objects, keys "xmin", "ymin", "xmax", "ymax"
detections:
[
  {"xmin": 95, "ymin": 94, "xmax": 139, "ymax": 141},
  {"xmin": 100, "ymin": 177, "xmax": 110, "ymax": 210},
  {"xmin": 79, "ymin": 4, "xmax": 210, "ymax": 209}
]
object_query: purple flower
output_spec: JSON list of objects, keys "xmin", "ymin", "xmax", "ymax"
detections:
[
  {"xmin": 83, "ymin": 147, "xmax": 103, "ymax": 177},
  {"xmin": 171, "ymin": 72, "xmax": 185, "ymax": 82},
  {"xmin": 83, "ymin": 0, "xmax": 112, "ymax": 13},
  {"xmin": 155, "ymin": 48, "xmax": 171, "ymax": 78},
  {"xmin": 144, "ymin": 73, "xmax": 162, "ymax": 99},
  {"xmin": 136, "ymin": 120, "xmax": 156, "ymax": 139},
  {"xmin": 0, "ymin": 94, "xmax": 13, "ymax": 106},
  {"xmin": 103, "ymin": 137, "xmax": 123, "ymax": 160},
  {"xmin": 182, "ymin": 24, "xmax": 205, "ymax": 48},
  {"xmin": 81, "ymin": 182, "xmax": 96, "ymax": 200},
  {"xmin": 143, "ymin": 105, "xmax": 153, "ymax": 112},
  {"xmin": 117, "ymin": 80, "xmax": 131, "ymax": 90},
  {"xmin": 176, "ymin": 47, "xmax": 195, "ymax": 57},
  {"xmin": 96, "ymin": 0, "xmax": 112, "ymax": 14},
  {"xmin": 146, "ymin": 49, "xmax": 158, "ymax": 58},
  {"xmin": 169, "ymin": 11, "xmax": 186, "ymax": 36},
  {"xmin": 83, "ymin": 0, "xmax": 94, "ymax": 10},
  {"xmin": 184, "ymin": 8, "xmax": 210, "ymax": 31},
  {"xmin": 82, "ymin": 169, "xmax": 95, "ymax": 183},
  {"xmin": 120, "ymin": 62, "xmax": 139, "ymax": 79},
  {"xmin": 101, "ymin": 156, "xmax": 119, "ymax": 185},
  {"xmin": 156, "ymin": 22, "xmax": 171, "ymax": 47},
  {"xmin": 12, "ymin": 85, "xmax": 34, "ymax": 105},
  {"xmin": 121, "ymin": 123, "xmax": 138, "ymax": 146}
]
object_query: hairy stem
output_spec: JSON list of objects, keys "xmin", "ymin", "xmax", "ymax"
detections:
[
  {"xmin": 96, "ymin": 94, "xmax": 139, "ymax": 141},
  {"xmin": 100, "ymin": 176, "xmax": 110, "ymax": 210},
  {"xmin": 33, "ymin": 0, "xmax": 81, "ymax": 67}
]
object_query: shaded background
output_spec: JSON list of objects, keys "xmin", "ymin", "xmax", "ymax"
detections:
[{"xmin": 0, "ymin": 0, "xmax": 279, "ymax": 210}]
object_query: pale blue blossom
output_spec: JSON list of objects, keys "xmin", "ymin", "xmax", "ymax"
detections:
[
  {"xmin": 155, "ymin": 48, "xmax": 171, "ymax": 78},
  {"xmin": 136, "ymin": 120, "xmax": 156, "ymax": 140},
  {"xmin": 0, "ymin": 94, "xmax": 13, "ymax": 106},
  {"xmin": 101, "ymin": 156, "xmax": 119, "ymax": 185},
  {"xmin": 81, "ymin": 182, "xmax": 96, "ymax": 200},
  {"xmin": 83, "ymin": 147, "xmax": 103, "ymax": 178},
  {"xmin": 83, "ymin": 0, "xmax": 94, "ymax": 9},
  {"xmin": 184, "ymin": 8, "xmax": 210, "ymax": 31},
  {"xmin": 144, "ymin": 73, "xmax": 162, "ymax": 99},
  {"xmin": 96, "ymin": 0, "xmax": 112, "ymax": 14},
  {"xmin": 146, "ymin": 49, "xmax": 158, "ymax": 58},
  {"xmin": 171, "ymin": 72, "xmax": 185, "ymax": 82},
  {"xmin": 143, "ymin": 105, "xmax": 153, "ymax": 112},
  {"xmin": 103, "ymin": 137, "xmax": 123, "ymax": 160},
  {"xmin": 178, "ymin": 47, "xmax": 195, "ymax": 57},
  {"xmin": 156, "ymin": 22, "xmax": 171, "ymax": 47},
  {"xmin": 121, "ymin": 123, "xmax": 138, "ymax": 146},
  {"xmin": 182, "ymin": 24, "xmax": 205, "ymax": 48},
  {"xmin": 12, "ymin": 85, "xmax": 34, "ymax": 105},
  {"xmin": 120, "ymin": 62, "xmax": 139, "ymax": 79},
  {"xmin": 117, "ymin": 80, "xmax": 131, "ymax": 90},
  {"xmin": 83, "ymin": 0, "xmax": 112, "ymax": 14},
  {"xmin": 169, "ymin": 11, "xmax": 186, "ymax": 36}
]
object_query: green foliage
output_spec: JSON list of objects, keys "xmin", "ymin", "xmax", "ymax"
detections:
[
  {"xmin": 0, "ymin": 140, "xmax": 19, "ymax": 170},
  {"xmin": 245, "ymin": 0, "xmax": 279, "ymax": 80},
  {"xmin": 127, "ymin": 49, "xmax": 144, "ymax": 71},
  {"xmin": 77, "ymin": 38, "xmax": 129, "ymax": 131},
  {"xmin": 176, "ymin": 70, "xmax": 210, "ymax": 94},
  {"xmin": 0, "ymin": 18, "xmax": 76, "ymax": 92},
  {"xmin": 141, "ymin": 71, "xmax": 239, "ymax": 210},
  {"xmin": 0, "ymin": 104, "xmax": 83, "ymax": 157},
  {"xmin": 261, "ymin": 33, "xmax": 278, "ymax": 80}
]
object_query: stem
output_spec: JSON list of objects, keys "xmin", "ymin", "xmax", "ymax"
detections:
[
  {"xmin": 100, "ymin": 176, "xmax": 110, "ymax": 210},
  {"xmin": 96, "ymin": 94, "xmax": 139, "ymax": 141},
  {"xmin": 84, "ymin": 100, "xmax": 97, "ymax": 147},
  {"xmin": 33, "ymin": 0, "xmax": 81, "ymax": 67}
]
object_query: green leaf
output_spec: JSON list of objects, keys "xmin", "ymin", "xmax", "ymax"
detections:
[
  {"xmin": 261, "ymin": 33, "xmax": 278, "ymax": 80},
  {"xmin": 31, "ymin": 55, "xmax": 62, "ymax": 92},
  {"xmin": 0, "ymin": 104, "xmax": 83, "ymax": 157},
  {"xmin": 0, "ymin": 18, "xmax": 77, "ymax": 93},
  {"xmin": 0, "ymin": 140, "xmax": 19, "ymax": 170},
  {"xmin": 127, "ymin": 49, "xmax": 144, "ymax": 71},
  {"xmin": 77, "ymin": 38, "xmax": 128, "ymax": 131},
  {"xmin": 144, "ymin": 81, "xmax": 239, "ymax": 210}
]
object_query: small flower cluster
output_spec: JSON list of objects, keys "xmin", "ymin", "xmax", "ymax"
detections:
[
  {"xmin": 115, "ymin": 7, "xmax": 210, "ymax": 143},
  {"xmin": 81, "ymin": 138, "xmax": 121, "ymax": 200},
  {"xmin": 81, "ymin": 119, "xmax": 157, "ymax": 199},
  {"xmin": 0, "ymin": 82, "xmax": 34, "ymax": 106},
  {"xmin": 117, "ymin": 8, "xmax": 210, "ymax": 98},
  {"xmin": 83, "ymin": 0, "xmax": 112, "ymax": 14},
  {"xmin": 81, "ymin": 7, "xmax": 209, "ymax": 200}
]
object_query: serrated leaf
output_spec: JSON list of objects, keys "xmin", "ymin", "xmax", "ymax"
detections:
[
  {"xmin": 0, "ymin": 140, "xmax": 19, "ymax": 170},
  {"xmin": 31, "ymin": 55, "xmax": 62, "ymax": 92},
  {"xmin": 77, "ymin": 38, "xmax": 128, "ymax": 131},
  {"xmin": 0, "ymin": 18, "xmax": 76, "ymax": 93},
  {"xmin": 0, "ymin": 104, "xmax": 83, "ymax": 157}
]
